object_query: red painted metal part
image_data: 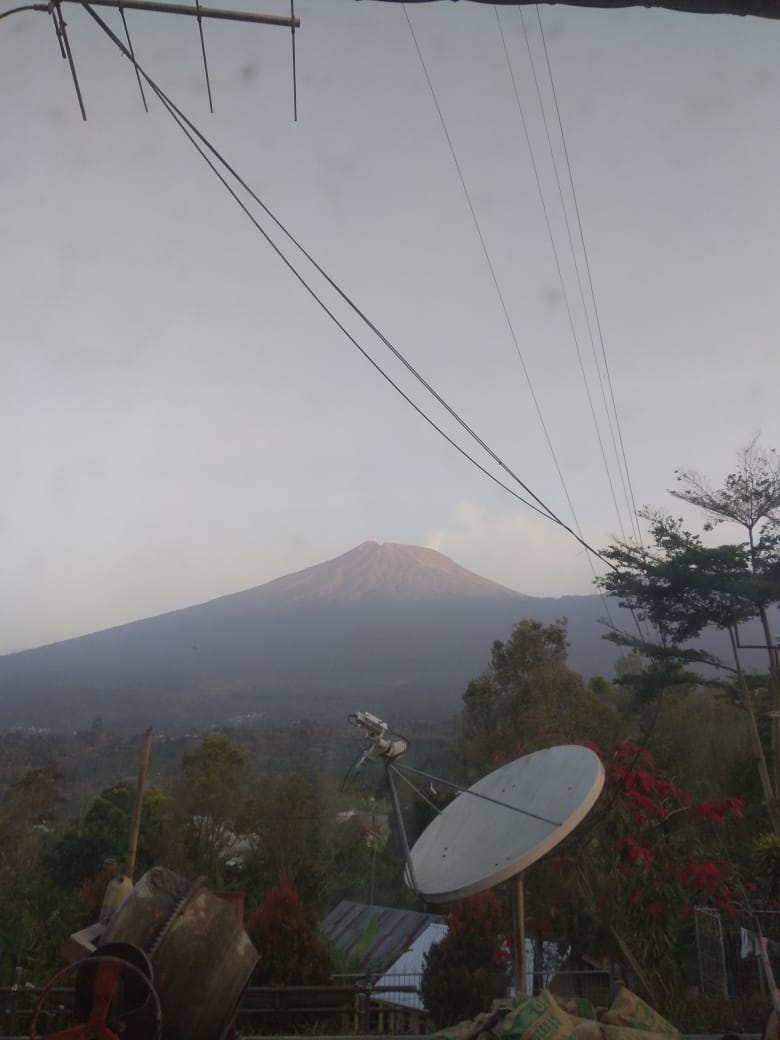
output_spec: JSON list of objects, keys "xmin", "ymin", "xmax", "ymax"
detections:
[{"xmin": 29, "ymin": 955, "xmax": 161, "ymax": 1040}]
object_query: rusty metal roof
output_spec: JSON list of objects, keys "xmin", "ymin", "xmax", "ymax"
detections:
[{"xmin": 321, "ymin": 900, "xmax": 443, "ymax": 973}]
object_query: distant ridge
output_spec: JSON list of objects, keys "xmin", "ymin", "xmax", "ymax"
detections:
[{"xmin": 0, "ymin": 541, "xmax": 627, "ymax": 732}]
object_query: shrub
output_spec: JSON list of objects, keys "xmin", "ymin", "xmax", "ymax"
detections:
[
  {"xmin": 420, "ymin": 891, "xmax": 511, "ymax": 1027},
  {"xmin": 247, "ymin": 882, "xmax": 333, "ymax": 986}
]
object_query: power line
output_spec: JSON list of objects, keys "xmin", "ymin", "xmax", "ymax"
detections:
[
  {"xmin": 533, "ymin": 6, "xmax": 644, "ymax": 544},
  {"xmin": 75, "ymin": 5, "xmax": 565, "ymax": 524},
  {"xmin": 517, "ymin": 5, "xmax": 636, "ymax": 544},
  {"xmin": 491, "ymin": 5, "xmax": 618, "ymax": 626},
  {"xmin": 495, "ymin": 6, "xmax": 628, "ymax": 549},
  {"xmin": 402, "ymin": 2, "xmax": 622, "ymax": 627},
  {"xmin": 80, "ymin": 0, "xmax": 628, "ymax": 582},
  {"xmin": 401, "ymin": 4, "xmax": 593, "ymax": 547}
]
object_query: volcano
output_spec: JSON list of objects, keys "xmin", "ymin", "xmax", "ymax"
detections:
[{"xmin": 0, "ymin": 541, "xmax": 623, "ymax": 731}]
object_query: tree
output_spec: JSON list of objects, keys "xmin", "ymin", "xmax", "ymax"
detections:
[
  {"xmin": 173, "ymin": 735, "xmax": 250, "ymax": 884},
  {"xmin": 460, "ymin": 619, "xmax": 623, "ymax": 777},
  {"xmin": 0, "ymin": 767, "xmax": 78, "ymax": 986},
  {"xmin": 567, "ymin": 740, "xmax": 745, "ymax": 1016},
  {"xmin": 247, "ymin": 882, "xmax": 333, "ymax": 986},
  {"xmin": 420, "ymin": 891, "xmax": 510, "ymax": 1027},
  {"xmin": 45, "ymin": 784, "xmax": 168, "ymax": 889},
  {"xmin": 671, "ymin": 440, "xmax": 780, "ymax": 787},
  {"xmin": 0, "ymin": 767, "xmax": 63, "ymax": 876},
  {"xmin": 244, "ymin": 773, "xmax": 329, "ymax": 903},
  {"xmin": 598, "ymin": 442, "xmax": 780, "ymax": 836}
]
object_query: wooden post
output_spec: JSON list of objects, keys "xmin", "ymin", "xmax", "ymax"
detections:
[
  {"xmin": 126, "ymin": 727, "xmax": 153, "ymax": 880},
  {"xmin": 514, "ymin": 873, "xmax": 527, "ymax": 997}
]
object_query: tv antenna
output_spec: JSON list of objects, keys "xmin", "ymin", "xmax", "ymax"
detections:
[
  {"xmin": 345, "ymin": 713, "xmax": 604, "ymax": 995},
  {"xmin": 0, "ymin": 0, "xmax": 301, "ymax": 122}
]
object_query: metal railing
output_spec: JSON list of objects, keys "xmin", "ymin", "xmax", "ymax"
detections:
[
  {"xmin": 0, "ymin": 967, "xmax": 617, "ymax": 1037},
  {"xmin": 0, "ymin": 980, "xmax": 430, "ymax": 1038}
]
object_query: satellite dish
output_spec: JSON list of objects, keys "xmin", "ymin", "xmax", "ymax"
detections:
[{"xmin": 407, "ymin": 745, "xmax": 604, "ymax": 902}]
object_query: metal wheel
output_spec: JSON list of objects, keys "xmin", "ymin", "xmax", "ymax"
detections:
[{"xmin": 29, "ymin": 950, "xmax": 161, "ymax": 1040}]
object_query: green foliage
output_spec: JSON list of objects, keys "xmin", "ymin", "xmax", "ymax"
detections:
[
  {"xmin": 44, "ymin": 784, "xmax": 169, "ymax": 888},
  {"xmin": 0, "ymin": 767, "xmax": 83, "ymax": 986},
  {"xmin": 648, "ymin": 687, "xmax": 751, "ymax": 801},
  {"xmin": 737, "ymin": 831, "xmax": 780, "ymax": 903},
  {"xmin": 454, "ymin": 598, "xmax": 766, "ymax": 1023},
  {"xmin": 420, "ymin": 892, "xmax": 510, "ymax": 1027},
  {"xmin": 599, "ymin": 442, "xmax": 780, "ymax": 659},
  {"xmin": 544, "ymin": 741, "xmax": 745, "ymax": 1016},
  {"xmin": 172, "ymin": 735, "xmax": 250, "ymax": 885},
  {"xmin": 43, "ymin": 830, "xmax": 112, "ymax": 890},
  {"xmin": 244, "ymin": 772, "xmax": 330, "ymax": 903},
  {"xmin": 0, "ymin": 767, "xmax": 63, "ymax": 877},
  {"xmin": 598, "ymin": 442, "xmax": 780, "ymax": 838},
  {"xmin": 671, "ymin": 439, "xmax": 780, "ymax": 537},
  {"xmin": 460, "ymin": 619, "xmax": 623, "ymax": 777},
  {"xmin": 600, "ymin": 513, "xmax": 757, "ymax": 647}
]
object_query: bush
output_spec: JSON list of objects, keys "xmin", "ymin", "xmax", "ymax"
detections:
[
  {"xmin": 420, "ymin": 891, "xmax": 511, "ymax": 1027},
  {"xmin": 247, "ymin": 882, "xmax": 333, "ymax": 986}
]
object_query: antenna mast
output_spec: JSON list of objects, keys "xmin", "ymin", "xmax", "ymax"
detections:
[{"xmin": 3, "ymin": 0, "xmax": 301, "ymax": 120}]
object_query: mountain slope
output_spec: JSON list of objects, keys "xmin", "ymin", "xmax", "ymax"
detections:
[
  {"xmin": 240, "ymin": 541, "xmax": 522, "ymax": 605},
  {"xmin": 0, "ymin": 542, "xmax": 624, "ymax": 731}
]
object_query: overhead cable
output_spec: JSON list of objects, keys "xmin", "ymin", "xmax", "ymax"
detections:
[
  {"xmin": 530, "ymin": 6, "xmax": 643, "ymax": 544},
  {"xmin": 494, "ymin": 3, "xmax": 621, "ymax": 625},
  {"xmin": 517, "ymin": 6, "xmax": 636, "ymax": 543},
  {"xmin": 79, "ymin": 6, "xmax": 565, "ymax": 525},
  {"xmin": 402, "ymin": 3, "xmax": 583, "ymax": 540},
  {"xmin": 403, "ymin": 2, "xmax": 618, "ymax": 626},
  {"xmin": 80, "ymin": 0, "xmax": 625, "ymax": 576},
  {"xmin": 495, "ymin": 5, "xmax": 628, "ymax": 558}
]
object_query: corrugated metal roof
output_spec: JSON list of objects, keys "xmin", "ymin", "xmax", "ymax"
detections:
[{"xmin": 321, "ymin": 900, "xmax": 444, "ymax": 973}]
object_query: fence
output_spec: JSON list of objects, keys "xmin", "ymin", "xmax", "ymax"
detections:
[
  {"xmin": 548, "ymin": 969, "xmax": 616, "ymax": 1008},
  {"xmin": 0, "ymin": 986, "xmax": 74, "ymax": 1039},
  {"xmin": 694, "ymin": 907, "xmax": 780, "ymax": 1001},
  {"xmin": 0, "ymin": 968, "xmax": 615, "ymax": 1038},
  {"xmin": 0, "ymin": 979, "xmax": 429, "ymax": 1039}
]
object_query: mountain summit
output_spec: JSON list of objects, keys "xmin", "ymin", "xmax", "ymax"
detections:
[
  {"xmin": 238, "ymin": 541, "xmax": 520, "ymax": 607},
  {"xmin": 0, "ymin": 541, "xmax": 622, "ymax": 732}
]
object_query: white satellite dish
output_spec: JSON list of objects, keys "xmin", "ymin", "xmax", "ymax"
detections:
[{"xmin": 407, "ymin": 745, "xmax": 604, "ymax": 902}]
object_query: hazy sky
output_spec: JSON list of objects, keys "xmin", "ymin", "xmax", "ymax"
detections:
[{"xmin": 2, "ymin": 1, "xmax": 779, "ymax": 653}]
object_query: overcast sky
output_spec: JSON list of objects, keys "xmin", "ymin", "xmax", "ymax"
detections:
[{"xmin": 1, "ymin": 0, "xmax": 779, "ymax": 653}]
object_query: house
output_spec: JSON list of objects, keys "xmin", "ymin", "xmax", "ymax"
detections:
[
  {"xmin": 321, "ymin": 900, "xmax": 444, "ymax": 978},
  {"xmin": 321, "ymin": 900, "xmax": 446, "ymax": 1028}
]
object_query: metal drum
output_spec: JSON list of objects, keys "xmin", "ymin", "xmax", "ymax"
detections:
[{"xmin": 99, "ymin": 866, "xmax": 259, "ymax": 1040}]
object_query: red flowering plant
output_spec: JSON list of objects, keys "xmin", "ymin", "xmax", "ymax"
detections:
[
  {"xmin": 420, "ymin": 891, "xmax": 512, "ymax": 1027},
  {"xmin": 246, "ymin": 882, "xmax": 333, "ymax": 987},
  {"xmin": 568, "ymin": 740, "xmax": 744, "ymax": 1013}
]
